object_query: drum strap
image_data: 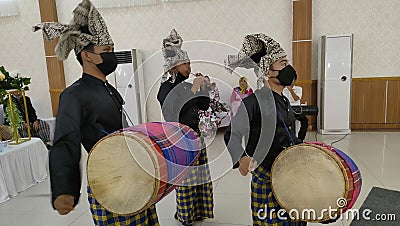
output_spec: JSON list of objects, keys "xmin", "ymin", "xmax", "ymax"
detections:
[
  {"xmin": 92, "ymin": 124, "xmax": 110, "ymax": 136},
  {"xmin": 276, "ymin": 109, "xmax": 295, "ymax": 146}
]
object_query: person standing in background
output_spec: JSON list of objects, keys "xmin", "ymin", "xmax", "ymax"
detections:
[
  {"xmin": 282, "ymin": 77, "xmax": 308, "ymax": 141},
  {"xmin": 229, "ymin": 76, "xmax": 253, "ymax": 117}
]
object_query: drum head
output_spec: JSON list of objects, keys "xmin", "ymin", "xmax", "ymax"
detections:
[
  {"xmin": 87, "ymin": 132, "xmax": 160, "ymax": 215},
  {"xmin": 271, "ymin": 144, "xmax": 347, "ymax": 222}
]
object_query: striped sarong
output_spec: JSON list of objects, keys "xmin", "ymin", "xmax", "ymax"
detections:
[
  {"xmin": 175, "ymin": 137, "xmax": 214, "ymax": 225},
  {"xmin": 251, "ymin": 166, "xmax": 307, "ymax": 226},
  {"xmin": 19, "ymin": 119, "xmax": 50, "ymax": 143},
  {"xmin": 87, "ymin": 186, "xmax": 159, "ymax": 226}
]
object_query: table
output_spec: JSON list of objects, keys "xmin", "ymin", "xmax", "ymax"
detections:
[
  {"xmin": 0, "ymin": 138, "xmax": 48, "ymax": 203},
  {"xmin": 216, "ymin": 111, "xmax": 231, "ymax": 128}
]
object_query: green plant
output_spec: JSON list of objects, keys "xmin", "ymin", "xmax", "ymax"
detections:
[
  {"xmin": 0, "ymin": 66, "xmax": 30, "ymax": 142},
  {"xmin": 0, "ymin": 66, "xmax": 31, "ymax": 105},
  {"xmin": 5, "ymin": 100, "xmax": 22, "ymax": 140}
]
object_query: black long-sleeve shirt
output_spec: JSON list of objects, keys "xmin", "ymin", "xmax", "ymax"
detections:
[
  {"xmin": 224, "ymin": 86, "xmax": 300, "ymax": 170},
  {"xmin": 157, "ymin": 75, "xmax": 210, "ymax": 133},
  {"xmin": 49, "ymin": 73, "xmax": 124, "ymax": 207}
]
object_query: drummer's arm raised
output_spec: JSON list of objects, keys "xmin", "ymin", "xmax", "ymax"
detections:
[{"xmin": 49, "ymin": 92, "xmax": 82, "ymax": 211}]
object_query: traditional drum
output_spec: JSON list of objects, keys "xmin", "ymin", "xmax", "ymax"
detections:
[
  {"xmin": 87, "ymin": 122, "xmax": 201, "ymax": 216},
  {"xmin": 271, "ymin": 142, "xmax": 362, "ymax": 222}
]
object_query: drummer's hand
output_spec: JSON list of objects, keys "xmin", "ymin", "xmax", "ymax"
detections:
[
  {"xmin": 248, "ymin": 158, "xmax": 258, "ymax": 172},
  {"xmin": 192, "ymin": 75, "xmax": 205, "ymax": 94},
  {"xmin": 238, "ymin": 156, "xmax": 257, "ymax": 176},
  {"xmin": 194, "ymin": 72, "xmax": 204, "ymax": 77},
  {"xmin": 54, "ymin": 194, "xmax": 75, "ymax": 215}
]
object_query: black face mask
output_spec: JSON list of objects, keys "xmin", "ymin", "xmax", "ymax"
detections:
[
  {"xmin": 94, "ymin": 52, "xmax": 118, "ymax": 76},
  {"xmin": 175, "ymin": 72, "xmax": 189, "ymax": 83},
  {"xmin": 271, "ymin": 65, "xmax": 297, "ymax": 86}
]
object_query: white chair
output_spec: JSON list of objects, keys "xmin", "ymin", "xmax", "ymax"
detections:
[{"xmin": 43, "ymin": 117, "xmax": 56, "ymax": 145}]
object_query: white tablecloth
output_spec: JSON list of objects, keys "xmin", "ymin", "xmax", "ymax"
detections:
[
  {"xmin": 0, "ymin": 138, "xmax": 48, "ymax": 203},
  {"xmin": 216, "ymin": 111, "xmax": 231, "ymax": 128}
]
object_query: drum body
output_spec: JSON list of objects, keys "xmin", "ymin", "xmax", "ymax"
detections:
[
  {"xmin": 87, "ymin": 122, "xmax": 200, "ymax": 215},
  {"xmin": 271, "ymin": 142, "xmax": 362, "ymax": 222}
]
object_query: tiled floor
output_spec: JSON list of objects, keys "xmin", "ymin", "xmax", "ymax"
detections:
[{"xmin": 1, "ymin": 131, "xmax": 399, "ymax": 226}]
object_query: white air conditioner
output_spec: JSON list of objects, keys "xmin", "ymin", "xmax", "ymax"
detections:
[
  {"xmin": 114, "ymin": 49, "xmax": 146, "ymax": 126},
  {"xmin": 317, "ymin": 35, "xmax": 353, "ymax": 134}
]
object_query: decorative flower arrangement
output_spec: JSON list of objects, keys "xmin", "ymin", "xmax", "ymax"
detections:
[
  {"xmin": 0, "ymin": 66, "xmax": 31, "ymax": 141},
  {"xmin": 0, "ymin": 66, "xmax": 31, "ymax": 105}
]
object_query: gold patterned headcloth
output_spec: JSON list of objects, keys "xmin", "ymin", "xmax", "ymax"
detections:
[
  {"xmin": 225, "ymin": 34, "xmax": 287, "ymax": 88},
  {"xmin": 161, "ymin": 29, "xmax": 190, "ymax": 82},
  {"xmin": 32, "ymin": 0, "xmax": 113, "ymax": 60}
]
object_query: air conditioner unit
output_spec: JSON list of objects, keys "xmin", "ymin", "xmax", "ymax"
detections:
[
  {"xmin": 114, "ymin": 49, "xmax": 146, "ymax": 126},
  {"xmin": 317, "ymin": 34, "xmax": 353, "ymax": 134}
]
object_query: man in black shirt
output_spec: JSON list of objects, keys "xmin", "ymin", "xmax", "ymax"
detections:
[
  {"xmin": 157, "ymin": 29, "xmax": 214, "ymax": 226},
  {"xmin": 224, "ymin": 34, "xmax": 306, "ymax": 225},
  {"xmin": 34, "ymin": 0, "xmax": 159, "ymax": 225}
]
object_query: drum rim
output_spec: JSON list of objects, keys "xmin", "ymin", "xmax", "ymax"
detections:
[
  {"xmin": 328, "ymin": 145, "xmax": 362, "ymax": 211},
  {"xmin": 270, "ymin": 143, "xmax": 350, "ymax": 222},
  {"xmin": 87, "ymin": 132, "xmax": 162, "ymax": 216}
]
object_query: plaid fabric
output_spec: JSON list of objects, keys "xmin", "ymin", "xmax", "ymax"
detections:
[
  {"xmin": 332, "ymin": 146, "xmax": 362, "ymax": 211},
  {"xmin": 129, "ymin": 122, "xmax": 200, "ymax": 186},
  {"xmin": 19, "ymin": 119, "xmax": 50, "ymax": 143},
  {"xmin": 87, "ymin": 186, "xmax": 159, "ymax": 226},
  {"xmin": 307, "ymin": 142, "xmax": 362, "ymax": 211},
  {"xmin": 175, "ymin": 137, "xmax": 214, "ymax": 225},
  {"xmin": 251, "ymin": 166, "xmax": 307, "ymax": 226}
]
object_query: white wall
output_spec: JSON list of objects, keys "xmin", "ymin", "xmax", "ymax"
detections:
[
  {"xmin": 313, "ymin": 0, "xmax": 400, "ymax": 79},
  {"xmin": 5, "ymin": 1, "xmax": 398, "ymax": 122},
  {"xmin": 0, "ymin": 0, "xmax": 52, "ymax": 118},
  {"xmin": 56, "ymin": 0, "xmax": 293, "ymax": 122}
]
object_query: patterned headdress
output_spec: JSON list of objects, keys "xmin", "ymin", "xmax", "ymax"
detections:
[
  {"xmin": 32, "ymin": 0, "xmax": 113, "ymax": 60},
  {"xmin": 225, "ymin": 34, "xmax": 287, "ymax": 88},
  {"xmin": 161, "ymin": 29, "xmax": 190, "ymax": 82}
]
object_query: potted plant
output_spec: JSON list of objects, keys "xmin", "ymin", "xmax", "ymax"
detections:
[{"xmin": 0, "ymin": 66, "xmax": 31, "ymax": 144}]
